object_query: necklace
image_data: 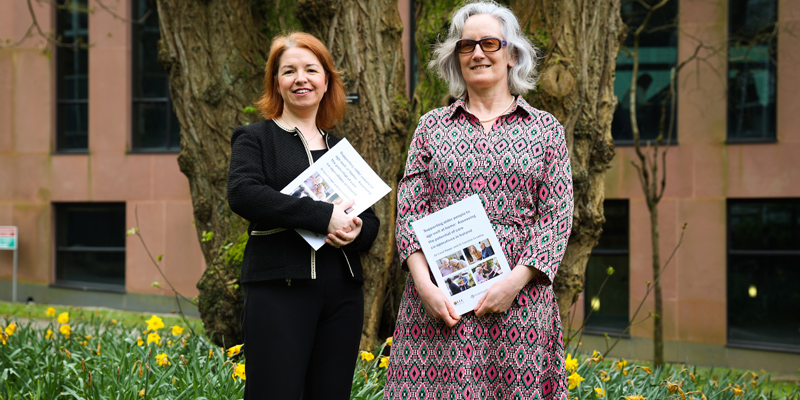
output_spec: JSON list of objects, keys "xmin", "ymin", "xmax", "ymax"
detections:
[{"xmin": 465, "ymin": 97, "xmax": 516, "ymax": 123}]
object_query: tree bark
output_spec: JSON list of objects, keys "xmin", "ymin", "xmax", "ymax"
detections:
[
  {"xmin": 412, "ymin": 0, "xmax": 623, "ymax": 326},
  {"xmin": 156, "ymin": 0, "xmax": 407, "ymax": 348},
  {"xmin": 650, "ymin": 201, "xmax": 664, "ymax": 365}
]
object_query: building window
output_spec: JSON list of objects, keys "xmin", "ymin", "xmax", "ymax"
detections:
[
  {"xmin": 727, "ymin": 200, "xmax": 800, "ymax": 351},
  {"xmin": 612, "ymin": 0, "xmax": 678, "ymax": 143},
  {"xmin": 727, "ymin": 0, "xmax": 777, "ymax": 142},
  {"xmin": 131, "ymin": 0, "xmax": 180, "ymax": 152},
  {"xmin": 56, "ymin": 0, "xmax": 89, "ymax": 152},
  {"xmin": 584, "ymin": 200, "xmax": 630, "ymax": 334},
  {"xmin": 55, "ymin": 203, "xmax": 126, "ymax": 289}
]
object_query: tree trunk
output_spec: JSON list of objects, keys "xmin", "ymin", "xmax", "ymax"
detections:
[
  {"xmin": 156, "ymin": 0, "xmax": 407, "ymax": 348},
  {"xmin": 412, "ymin": 0, "xmax": 624, "ymax": 326},
  {"xmin": 650, "ymin": 201, "xmax": 664, "ymax": 366}
]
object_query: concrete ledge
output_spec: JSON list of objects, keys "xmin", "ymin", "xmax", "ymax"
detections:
[
  {"xmin": 0, "ymin": 280, "xmax": 199, "ymax": 318},
  {"xmin": 578, "ymin": 333, "xmax": 800, "ymax": 374}
]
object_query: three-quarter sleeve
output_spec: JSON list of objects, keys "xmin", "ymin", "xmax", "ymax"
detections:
[
  {"xmin": 395, "ymin": 116, "xmax": 433, "ymax": 265},
  {"xmin": 228, "ymin": 127, "xmax": 333, "ymax": 234},
  {"xmin": 517, "ymin": 116, "xmax": 574, "ymax": 284}
]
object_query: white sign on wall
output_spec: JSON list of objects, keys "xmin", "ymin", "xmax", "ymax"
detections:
[{"xmin": 0, "ymin": 226, "xmax": 17, "ymax": 250}]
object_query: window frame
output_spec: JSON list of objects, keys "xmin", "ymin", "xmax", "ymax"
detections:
[
  {"xmin": 54, "ymin": 0, "xmax": 90, "ymax": 153},
  {"xmin": 726, "ymin": 198, "xmax": 800, "ymax": 353},
  {"xmin": 583, "ymin": 199, "xmax": 631, "ymax": 336},
  {"xmin": 130, "ymin": 0, "xmax": 180, "ymax": 153},
  {"xmin": 53, "ymin": 202, "xmax": 127, "ymax": 292}
]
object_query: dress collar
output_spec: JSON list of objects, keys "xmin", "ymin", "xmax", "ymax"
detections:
[{"xmin": 448, "ymin": 95, "xmax": 535, "ymax": 119}]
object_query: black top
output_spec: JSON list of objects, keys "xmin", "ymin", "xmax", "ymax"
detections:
[{"xmin": 228, "ymin": 119, "xmax": 380, "ymax": 283}]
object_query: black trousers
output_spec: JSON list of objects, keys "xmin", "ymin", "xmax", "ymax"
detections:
[{"xmin": 242, "ymin": 278, "xmax": 363, "ymax": 400}]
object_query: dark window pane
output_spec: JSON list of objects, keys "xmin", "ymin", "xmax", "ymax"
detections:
[
  {"xmin": 728, "ymin": 0, "xmax": 777, "ymax": 141},
  {"xmin": 55, "ymin": 203, "xmax": 126, "ymax": 288},
  {"xmin": 584, "ymin": 255, "xmax": 630, "ymax": 333},
  {"xmin": 729, "ymin": 201, "xmax": 800, "ymax": 251},
  {"xmin": 728, "ymin": 256, "xmax": 800, "ymax": 348},
  {"xmin": 132, "ymin": 0, "xmax": 180, "ymax": 151},
  {"xmin": 57, "ymin": 103, "xmax": 88, "ymax": 150},
  {"xmin": 585, "ymin": 200, "xmax": 630, "ymax": 333},
  {"xmin": 613, "ymin": 0, "xmax": 678, "ymax": 143},
  {"xmin": 56, "ymin": 0, "xmax": 89, "ymax": 151}
]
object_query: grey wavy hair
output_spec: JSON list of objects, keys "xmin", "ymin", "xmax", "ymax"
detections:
[{"xmin": 429, "ymin": 1, "xmax": 539, "ymax": 98}]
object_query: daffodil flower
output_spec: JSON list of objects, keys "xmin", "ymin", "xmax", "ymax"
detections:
[
  {"xmin": 624, "ymin": 396, "xmax": 646, "ymax": 400},
  {"xmin": 227, "ymin": 344, "xmax": 243, "ymax": 357},
  {"xmin": 360, "ymin": 351, "xmax": 375, "ymax": 362},
  {"xmin": 46, "ymin": 307, "xmax": 56, "ymax": 317},
  {"xmin": 594, "ymin": 387, "xmax": 605, "ymax": 397},
  {"xmin": 145, "ymin": 315, "xmax": 165, "ymax": 332},
  {"xmin": 568, "ymin": 372, "xmax": 584, "ymax": 390},
  {"xmin": 57, "ymin": 312, "xmax": 69, "ymax": 324},
  {"xmin": 379, "ymin": 356, "xmax": 389, "ymax": 368},
  {"xmin": 4, "ymin": 323, "xmax": 17, "ymax": 336},
  {"xmin": 156, "ymin": 353, "xmax": 171, "ymax": 367},
  {"xmin": 385, "ymin": 337, "xmax": 393, "ymax": 346},
  {"xmin": 147, "ymin": 332, "xmax": 161, "ymax": 345},
  {"xmin": 232, "ymin": 363, "xmax": 246, "ymax": 381},
  {"xmin": 45, "ymin": 329, "xmax": 53, "ymax": 339},
  {"xmin": 171, "ymin": 325, "xmax": 184, "ymax": 336},
  {"xmin": 137, "ymin": 337, "xmax": 144, "ymax": 346},
  {"xmin": 565, "ymin": 353, "xmax": 578, "ymax": 373},
  {"xmin": 60, "ymin": 324, "xmax": 71, "ymax": 338}
]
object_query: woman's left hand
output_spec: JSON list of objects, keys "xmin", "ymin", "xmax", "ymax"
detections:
[
  {"xmin": 474, "ymin": 264, "xmax": 538, "ymax": 317},
  {"xmin": 326, "ymin": 216, "xmax": 362, "ymax": 248}
]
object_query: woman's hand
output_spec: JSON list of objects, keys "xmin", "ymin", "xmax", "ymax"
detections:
[
  {"xmin": 474, "ymin": 264, "xmax": 538, "ymax": 317},
  {"xmin": 328, "ymin": 199, "xmax": 357, "ymax": 235},
  {"xmin": 407, "ymin": 252, "xmax": 461, "ymax": 327},
  {"xmin": 326, "ymin": 217, "xmax": 362, "ymax": 248}
]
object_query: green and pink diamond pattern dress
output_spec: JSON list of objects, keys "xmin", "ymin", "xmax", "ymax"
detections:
[{"xmin": 386, "ymin": 96, "xmax": 573, "ymax": 400}]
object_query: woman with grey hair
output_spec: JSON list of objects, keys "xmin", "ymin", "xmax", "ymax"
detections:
[{"xmin": 386, "ymin": 1, "xmax": 573, "ymax": 399}]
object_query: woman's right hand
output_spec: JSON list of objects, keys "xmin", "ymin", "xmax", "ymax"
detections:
[
  {"xmin": 328, "ymin": 199, "xmax": 357, "ymax": 234},
  {"xmin": 407, "ymin": 252, "xmax": 461, "ymax": 327}
]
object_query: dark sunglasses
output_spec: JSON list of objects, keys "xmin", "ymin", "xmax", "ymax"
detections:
[{"xmin": 455, "ymin": 37, "xmax": 508, "ymax": 54}]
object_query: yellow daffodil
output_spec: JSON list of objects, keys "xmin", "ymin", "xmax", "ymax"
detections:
[
  {"xmin": 4, "ymin": 323, "xmax": 17, "ymax": 336},
  {"xmin": 385, "ymin": 337, "xmax": 393, "ymax": 346},
  {"xmin": 624, "ymin": 396, "xmax": 646, "ymax": 400},
  {"xmin": 145, "ymin": 315, "xmax": 165, "ymax": 332},
  {"xmin": 171, "ymin": 325, "xmax": 184, "ymax": 336},
  {"xmin": 641, "ymin": 367, "xmax": 652, "ymax": 374},
  {"xmin": 111, "ymin": 319, "xmax": 118, "ymax": 325},
  {"xmin": 594, "ymin": 387, "xmax": 605, "ymax": 397},
  {"xmin": 1, "ymin": 332, "xmax": 7, "ymax": 345},
  {"xmin": 85, "ymin": 335, "xmax": 92, "ymax": 340},
  {"xmin": 147, "ymin": 332, "xmax": 161, "ymax": 345},
  {"xmin": 167, "ymin": 339, "xmax": 174, "ymax": 347},
  {"xmin": 379, "ymin": 356, "xmax": 389, "ymax": 368},
  {"xmin": 137, "ymin": 337, "xmax": 144, "ymax": 346},
  {"xmin": 208, "ymin": 348, "xmax": 214, "ymax": 358},
  {"xmin": 568, "ymin": 372, "xmax": 584, "ymax": 390},
  {"xmin": 138, "ymin": 388, "xmax": 145, "ymax": 397},
  {"xmin": 57, "ymin": 312, "xmax": 69, "ymax": 324},
  {"xmin": 81, "ymin": 340, "xmax": 88, "ymax": 346},
  {"xmin": 565, "ymin": 354, "xmax": 578, "ymax": 373},
  {"xmin": 733, "ymin": 387, "xmax": 744, "ymax": 397},
  {"xmin": 45, "ymin": 329, "xmax": 53, "ymax": 339},
  {"xmin": 60, "ymin": 324, "xmax": 71, "ymax": 338},
  {"xmin": 360, "ymin": 351, "xmax": 375, "ymax": 362},
  {"xmin": 46, "ymin": 307, "xmax": 56, "ymax": 317},
  {"xmin": 232, "ymin": 363, "xmax": 246, "ymax": 381},
  {"xmin": 616, "ymin": 359, "xmax": 627, "ymax": 371},
  {"xmin": 156, "ymin": 353, "xmax": 171, "ymax": 367},
  {"xmin": 227, "ymin": 344, "xmax": 243, "ymax": 357}
]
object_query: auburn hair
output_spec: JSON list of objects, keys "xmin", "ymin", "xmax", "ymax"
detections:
[{"xmin": 254, "ymin": 32, "xmax": 346, "ymax": 130}]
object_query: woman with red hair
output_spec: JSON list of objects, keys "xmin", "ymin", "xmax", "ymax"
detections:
[{"xmin": 228, "ymin": 32, "xmax": 380, "ymax": 399}]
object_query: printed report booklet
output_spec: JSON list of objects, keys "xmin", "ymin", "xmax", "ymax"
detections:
[
  {"xmin": 411, "ymin": 195, "xmax": 512, "ymax": 315},
  {"xmin": 280, "ymin": 138, "xmax": 391, "ymax": 250}
]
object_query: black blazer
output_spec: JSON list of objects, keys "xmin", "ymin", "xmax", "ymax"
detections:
[{"xmin": 228, "ymin": 119, "xmax": 380, "ymax": 283}]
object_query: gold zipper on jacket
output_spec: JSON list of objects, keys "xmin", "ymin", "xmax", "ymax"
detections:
[{"xmin": 294, "ymin": 127, "xmax": 317, "ymax": 279}]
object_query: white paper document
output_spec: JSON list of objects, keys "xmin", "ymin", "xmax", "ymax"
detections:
[
  {"xmin": 280, "ymin": 138, "xmax": 391, "ymax": 250},
  {"xmin": 411, "ymin": 195, "xmax": 513, "ymax": 315}
]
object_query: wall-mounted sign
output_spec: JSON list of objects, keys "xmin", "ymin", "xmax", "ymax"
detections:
[{"xmin": 346, "ymin": 93, "xmax": 360, "ymax": 104}]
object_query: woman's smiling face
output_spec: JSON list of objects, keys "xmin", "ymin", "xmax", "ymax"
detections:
[
  {"xmin": 277, "ymin": 47, "xmax": 328, "ymax": 115},
  {"xmin": 459, "ymin": 14, "xmax": 515, "ymax": 93}
]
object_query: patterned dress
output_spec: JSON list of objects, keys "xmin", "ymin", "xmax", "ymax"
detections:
[{"xmin": 386, "ymin": 96, "xmax": 573, "ymax": 400}]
